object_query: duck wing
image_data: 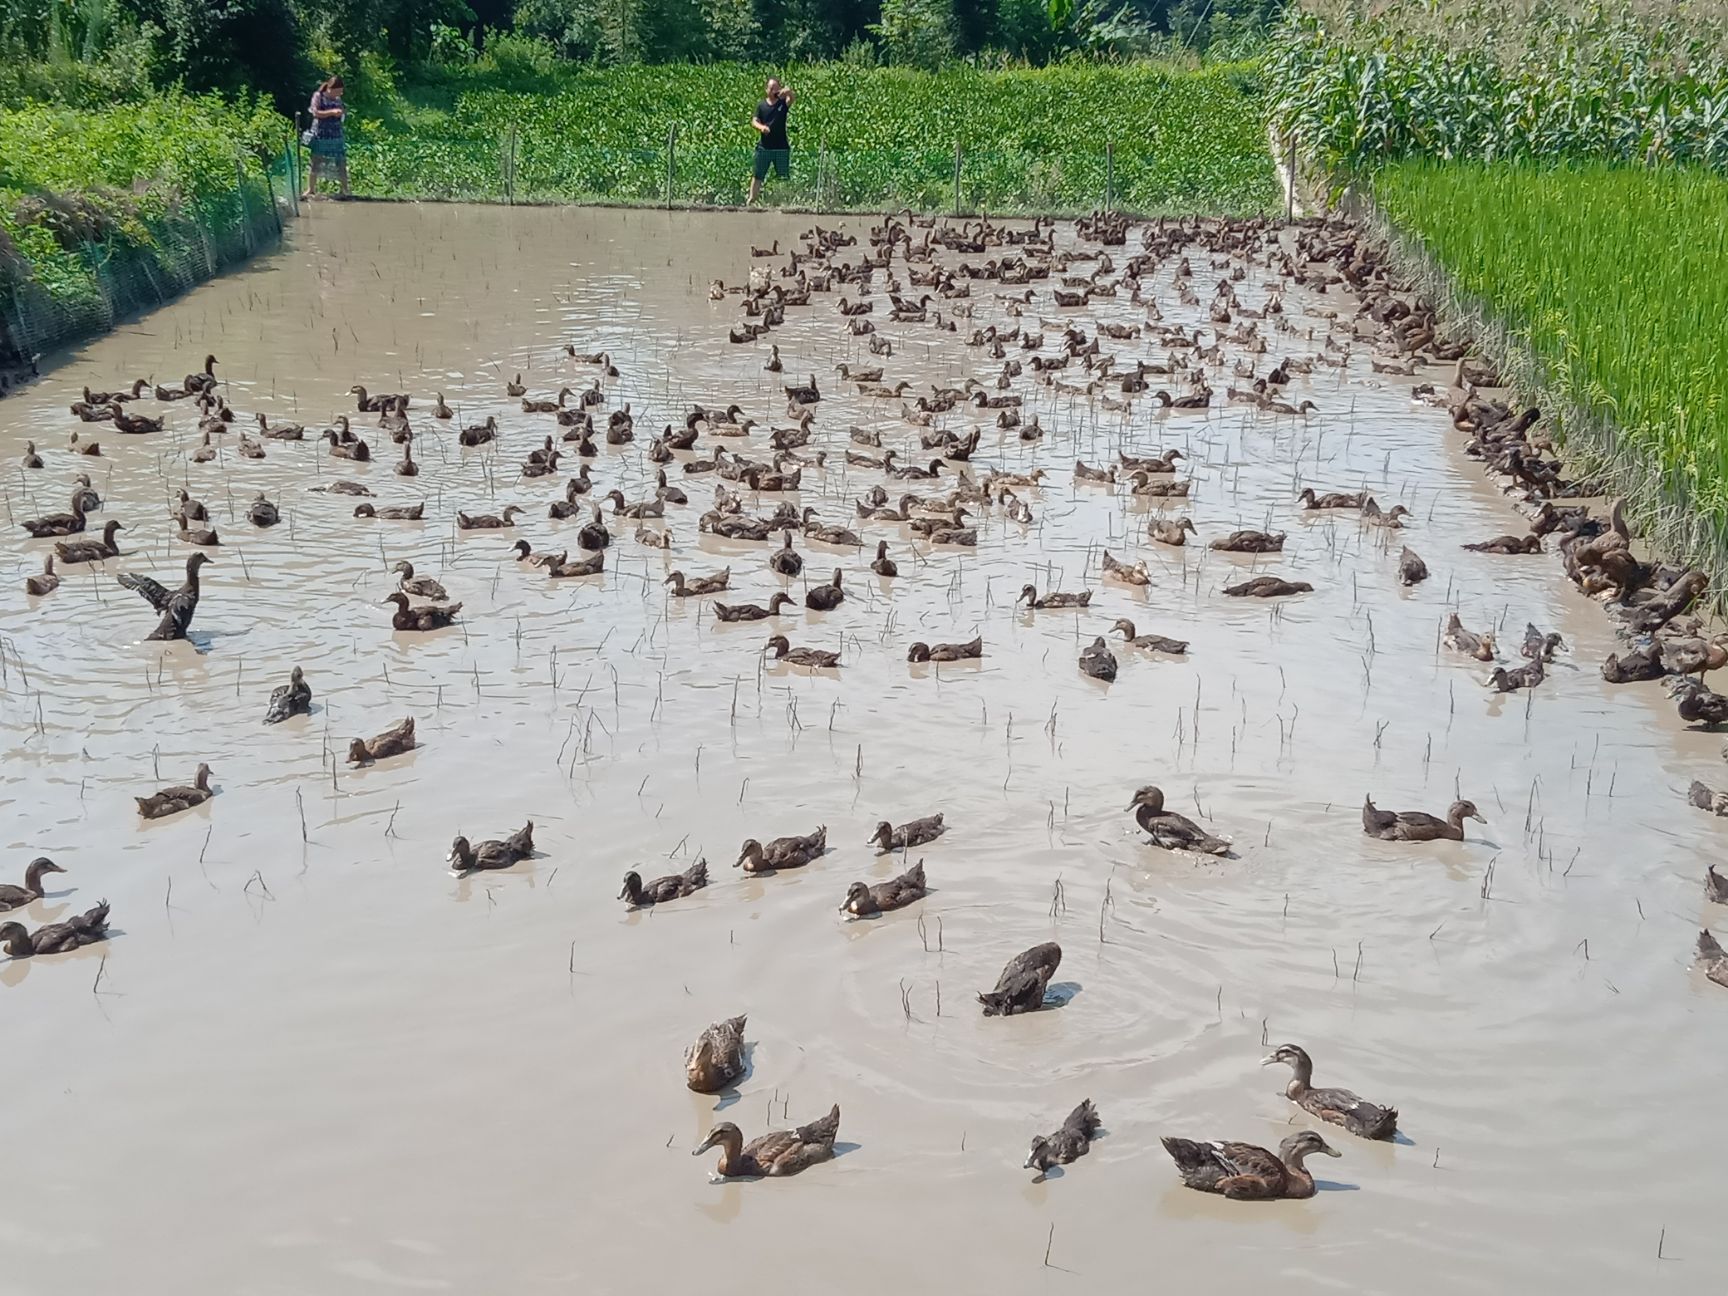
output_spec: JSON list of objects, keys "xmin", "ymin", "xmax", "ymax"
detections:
[
  {"xmin": 117, "ymin": 572, "xmax": 173, "ymax": 611},
  {"xmin": 1061, "ymin": 1098, "xmax": 1101, "ymax": 1140},
  {"xmin": 1303, "ymin": 1086, "xmax": 1397, "ymax": 1139},
  {"xmin": 792, "ymin": 1103, "xmax": 840, "ymax": 1149},
  {"xmin": 1362, "ymin": 796, "xmax": 1399, "ymax": 836},
  {"xmin": 1389, "ymin": 811, "xmax": 1446, "ymax": 837}
]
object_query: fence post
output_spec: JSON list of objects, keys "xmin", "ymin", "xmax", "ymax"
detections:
[
  {"xmin": 504, "ymin": 125, "xmax": 518, "ymax": 205},
  {"xmin": 666, "ymin": 125, "xmax": 676, "ymax": 209},
  {"xmin": 953, "ymin": 142, "xmax": 962, "ymax": 217},
  {"xmin": 1105, "ymin": 140, "xmax": 1114, "ymax": 212},
  {"xmin": 235, "ymin": 153, "xmax": 255, "ymax": 258},
  {"xmin": 817, "ymin": 136, "xmax": 827, "ymax": 215},
  {"xmin": 1285, "ymin": 133, "xmax": 1297, "ymax": 222}
]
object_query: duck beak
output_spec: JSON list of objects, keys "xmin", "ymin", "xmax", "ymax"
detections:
[
  {"xmin": 1022, "ymin": 1152, "xmax": 1040, "ymax": 1170},
  {"xmin": 691, "ymin": 1133, "xmax": 717, "ymax": 1156},
  {"xmin": 1471, "ymin": 811, "xmax": 1487, "ymax": 823},
  {"xmin": 1259, "ymin": 1054, "xmax": 1281, "ymax": 1067},
  {"xmin": 1320, "ymin": 1143, "xmax": 1342, "ymax": 1158}
]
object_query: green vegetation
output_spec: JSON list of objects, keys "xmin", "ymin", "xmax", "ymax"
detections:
[
  {"xmin": 349, "ymin": 59, "xmax": 1278, "ymax": 213},
  {"xmin": 1269, "ymin": 0, "xmax": 1728, "ymax": 171},
  {"xmin": 1376, "ymin": 159, "xmax": 1728, "ymax": 540}
]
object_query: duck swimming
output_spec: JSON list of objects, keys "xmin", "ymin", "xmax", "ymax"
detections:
[
  {"xmin": 1362, "ymin": 795, "xmax": 1484, "ymax": 842},
  {"xmin": 869, "ymin": 814, "xmax": 945, "ymax": 853},
  {"xmin": 1697, "ymin": 930, "xmax": 1728, "ymax": 987},
  {"xmin": 325, "ymin": 428, "xmax": 371, "ymax": 461},
  {"xmin": 735, "ymin": 826, "xmax": 827, "ymax": 873},
  {"xmin": 1127, "ymin": 784, "xmax": 1229, "ymax": 855},
  {"xmin": 1224, "ymin": 575, "xmax": 1312, "ymax": 597},
  {"xmin": 979, "ymin": 941, "xmax": 1062, "ymax": 1016},
  {"xmin": 1463, "ymin": 533, "xmax": 1541, "ymax": 554},
  {"xmin": 666, "ymin": 567, "xmax": 731, "ymax": 597},
  {"xmin": 117, "ymin": 551, "xmax": 210, "ymax": 640},
  {"xmin": 249, "ymin": 494, "xmax": 280, "ymax": 527},
  {"xmin": 20, "ymin": 493, "xmax": 86, "ymax": 538},
  {"xmin": 1025, "ymin": 1100, "xmax": 1101, "ymax": 1177},
  {"xmin": 24, "ymin": 555, "xmax": 59, "ymax": 597},
  {"xmin": 1101, "ymin": 550, "xmax": 1151, "ymax": 586},
  {"xmin": 768, "ymin": 531, "xmax": 804, "ymax": 577},
  {"xmin": 1017, "ymin": 584, "xmax": 1090, "ymax": 610},
  {"xmin": 0, "ymin": 900, "xmax": 111, "ymax": 959},
  {"xmin": 870, "ymin": 540, "xmax": 898, "ymax": 577},
  {"xmin": 693, "ymin": 1104, "xmax": 840, "ymax": 1179},
  {"xmin": 764, "ymin": 635, "xmax": 840, "ymax": 668},
  {"xmin": 712, "ymin": 593, "xmax": 795, "ymax": 622},
  {"xmin": 1161, "ymin": 1130, "xmax": 1340, "ymax": 1200},
  {"xmin": 1079, "ymin": 636, "xmax": 1118, "ymax": 682},
  {"xmin": 1111, "ymin": 619, "xmax": 1187, "ymax": 654},
  {"xmin": 263, "ymin": 666, "xmax": 312, "ymax": 724},
  {"xmin": 383, "ymin": 591, "xmax": 462, "ymax": 630},
  {"xmin": 1297, "ymin": 488, "xmax": 1366, "ymax": 510},
  {"xmin": 619, "ymin": 858, "xmax": 708, "ymax": 908},
  {"xmin": 1151, "ymin": 517, "xmax": 1197, "ymax": 546},
  {"xmin": 353, "ymin": 501, "xmax": 421, "ymax": 519},
  {"xmin": 347, "ymin": 716, "xmax": 416, "ymax": 764},
  {"xmin": 1264, "ymin": 1044, "xmax": 1398, "ymax": 1140},
  {"xmin": 907, "ymin": 636, "xmax": 983, "ymax": 662},
  {"xmin": 0, "ymin": 858, "xmax": 67, "ymax": 911},
  {"xmin": 1397, "ymin": 546, "xmax": 1428, "ymax": 585},
  {"xmin": 393, "ymin": 560, "xmax": 448, "ymax": 601},
  {"xmin": 1442, "ymin": 613, "xmax": 1495, "ymax": 661},
  {"xmin": 447, "ymin": 821, "xmax": 534, "ymax": 875},
  {"xmin": 547, "ymin": 550, "xmax": 605, "ymax": 578},
  {"xmin": 805, "ymin": 569, "xmax": 846, "ymax": 611},
  {"xmin": 685, "ymin": 1013, "xmax": 747, "ymax": 1092},
  {"xmin": 841, "ymin": 860, "xmax": 928, "ymax": 917},
  {"xmin": 456, "ymin": 505, "xmax": 524, "ymax": 531},
  {"xmin": 136, "ymin": 763, "xmax": 213, "ymax": 819},
  {"xmin": 54, "ymin": 519, "xmax": 124, "ymax": 565},
  {"xmin": 1210, "ymin": 529, "xmax": 1286, "ymax": 553}
]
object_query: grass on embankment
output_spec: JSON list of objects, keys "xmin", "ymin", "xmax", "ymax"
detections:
[
  {"xmin": 346, "ymin": 60, "xmax": 1278, "ymax": 215},
  {"xmin": 1374, "ymin": 160, "xmax": 1728, "ymax": 540}
]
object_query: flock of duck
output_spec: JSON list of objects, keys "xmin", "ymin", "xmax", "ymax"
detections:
[{"xmin": 9, "ymin": 206, "xmax": 1723, "ymax": 1198}]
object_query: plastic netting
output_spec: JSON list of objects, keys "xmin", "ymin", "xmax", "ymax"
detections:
[{"xmin": 0, "ymin": 147, "xmax": 295, "ymax": 371}]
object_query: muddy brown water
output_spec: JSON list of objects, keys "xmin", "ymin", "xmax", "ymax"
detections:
[{"xmin": 2, "ymin": 204, "xmax": 1725, "ymax": 1293}]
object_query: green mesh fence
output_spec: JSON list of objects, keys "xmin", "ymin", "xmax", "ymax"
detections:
[
  {"xmin": 345, "ymin": 131, "xmax": 1276, "ymax": 216},
  {"xmin": 0, "ymin": 146, "xmax": 295, "ymax": 371}
]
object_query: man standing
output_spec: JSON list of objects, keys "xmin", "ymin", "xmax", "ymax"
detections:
[{"xmin": 748, "ymin": 76, "xmax": 795, "ymax": 206}]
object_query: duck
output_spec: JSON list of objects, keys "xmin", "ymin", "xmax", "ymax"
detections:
[
  {"xmin": 1463, "ymin": 533, "xmax": 1541, "ymax": 554},
  {"xmin": 24, "ymin": 555, "xmax": 59, "ymax": 596},
  {"xmin": 1100, "ymin": 550, "xmax": 1151, "ymax": 587},
  {"xmin": 870, "ymin": 541, "xmax": 898, "ymax": 577},
  {"xmin": 347, "ymin": 716, "xmax": 417, "ymax": 764},
  {"xmin": 802, "ymin": 509, "xmax": 862, "ymax": 546},
  {"xmin": 0, "ymin": 900, "xmax": 112, "ymax": 959},
  {"xmin": 53, "ymin": 518, "xmax": 123, "ymax": 566},
  {"xmin": 1489, "ymin": 660, "xmax": 1545, "ymax": 693},
  {"xmin": 447, "ymin": 821, "xmax": 534, "ymax": 875},
  {"xmin": 1297, "ymin": 488, "xmax": 1366, "ymax": 510},
  {"xmin": 312, "ymin": 480, "xmax": 373, "ymax": 498},
  {"xmin": 1127, "ymin": 784, "xmax": 1229, "ymax": 855},
  {"xmin": 735, "ymin": 826, "xmax": 827, "ymax": 873},
  {"xmin": 249, "ymin": 494, "xmax": 280, "ymax": 527},
  {"xmin": 325, "ymin": 428, "xmax": 371, "ymax": 461},
  {"xmin": 841, "ymin": 860, "xmax": 928, "ymax": 917},
  {"xmin": 907, "ymin": 636, "xmax": 983, "ymax": 663},
  {"xmin": 431, "ymin": 393, "xmax": 453, "ymax": 419},
  {"xmin": 1658, "ymin": 634, "xmax": 1726, "ymax": 679},
  {"xmin": 70, "ymin": 432, "xmax": 100, "ymax": 455},
  {"xmin": 666, "ymin": 567, "xmax": 731, "ymax": 597},
  {"xmin": 765, "ymin": 635, "xmax": 840, "ymax": 668},
  {"xmin": 1160, "ymin": 1130, "xmax": 1339, "ymax": 1200},
  {"xmin": 868, "ymin": 810, "xmax": 946, "ymax": 854},
  {"xmin": 1442, "ymin": 613, "xmax": 1496, "ymax": 661},
  {"xmin": 978, "ymin": 941, "xmax": 1062, "ymax": 1016},
  {"xmin": 1150, "ymin": 517, "xmax": 1196, "ymax": 546},
  {"xmin": 1025, "ymin": 1100, "xmax": 1101, "ymax": 1177},
  {"xmin": 351, "ymin": 384, "xmax": 408, "ymax": 412},
  {"xmin": 263, "ymin": 666, "xmax": 312, "ymax": 724},
  {"xmin": 456, "ymin": 505, "xmax": 525, "ymax": 531},
  {"xmin": 524, "ymin": 448, "xmax": 564, "ymax": 481},
  {"xmin": 1120, "ymin": 447, "xmax": 1184, "ymax": 473},
  {"xmin": 352, "ymin": 501, "xmax": 422, "ymax": 519},
  {"xmin": 712, "ymin": 593, "xmax": 795, "ymax": 622},
  {"xmin": 1125, "ymin": 472, "xmax": 1191, "ymax": 498},
  {"xmin": 460, "ymin": 416, "xmax": 499, "ymax": 446},
  {"xmin": 1263, "ymin": 1043, "xmax": 1398, "ymax": 1140},
  {"xmin": 546, "ymin": 550, "xmax": 604, "ymax": 578},
  {"xmin": 768, "ymin": 531, "xmax": 804, "ymax": 577},
  {"xmin": 384, "ymin": 591, "xmax": 462, "ymax": 630},
  {"xmin": 805, "ymin": 569, "xmax": 846, "ymax": 611},
  {"xmin": 177, "ymin": 512, "xmax": 220, "ymax": 547},
  {"xmin": 1688, "ymin": 780, "xmax": 1728, "ymax": 816},
  {"xmin": 620, "ymin": 858, "xmax": 709, "ymax": 909},
  {"xmin": 20, "ymin": 493, "xmax": 87, "ymax": 538},
  {"xmin": 1669, "ymin": 676, "xmax": 1728, "ymax": 726},
  {"xmin": 21, "ymin": 440, "xmax": 42, "ymax": 469},
  {"xmin": 1695, "ymin": 930, "xmax": 1728, "ymax": 988},
  {"xmin": 1210, "ymin": 529, "xmax": 1285, "ymax": 553},
  {"xmin": 1079, "ymin": 636, "xmax": 1119, "ymax": 682},
  {"xmin": 395, "ymin": 441, "xmax": 419, "ymax": 477},
  {"xmin": 694, "ymin": 1104, "xmax": 840, "ymax": 1179},
  {"xmin": 1223, "ymin": 575, "xmax": 1311, "ymax": 597},
  {"xmin": 1111, "ymin": 619, "xmax": 1187, "ymax": 654},
  {"xmin": 255, "ymin": 412, "xmax": 304, "ymax": 440},
  {"xmin": 1708, "ymin": 864, "xmax": 1728, "ymax": 904},
  {"xmin": 684, "ymin": 1013, "xmax": 747, "ymax": 1092},
  {"xmin": 576, "ymin": 507, "xmax": 611, "ymax": 550},
  {"xmin": 1397, "ymin": 546, "xmax": 1428, "ymax": 585},
  {"xmin": 1360, "ymin": 498, "xmax": 1412, "ymax": 529},
  {"xmin": 1362, "ymin": 795, "xmax": 1485, "ymax": 842},
  {"xmin": 136, "ymin": 763, "xmax": 214, "ymax": 819},
  {"xmin": 1075, "ymin": 460, "xmax": 1117, "ymax": 484},
  {"xmin": 386, "ymin": 560, "xmax": 445, "ymax": 601},
  {"xmin": 1017, "ymin": 584, "xmax": 1090, "ymax": 610},
  {"xmin": 0, "ymin": 857, "xmax": 67, "ymax": 911},
  {"xmin": 117, "ymin": 551, "xmax": 210, "ymax": 640}
]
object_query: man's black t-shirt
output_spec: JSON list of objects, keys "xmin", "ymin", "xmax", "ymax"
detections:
[{"xmin": 756, "ymin": 97, "xmax": 790, "ymax": 150}]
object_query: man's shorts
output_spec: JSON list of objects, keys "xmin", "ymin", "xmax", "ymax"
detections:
[{"xmin": 753, "ymin": 146, "xmax": 790, "ymax": 181}]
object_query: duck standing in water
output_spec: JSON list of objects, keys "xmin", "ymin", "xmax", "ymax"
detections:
[
  {"xmin": 841, "ymin": 860, "xmax": 928, "ymax": 917},
  {"xmin": 619, "ymin": 859, "xmax": 709, "ymax": 908},
  {"xmin": 1025, "ymin": 1100, "xmax": 1101, "ymax": 1178},
  {"xmin": 0, "ymin": 858, "xmax": 67, "ymax": 911},
  {"xmin": 263, "ymin": 666, "xmax": 312, "ymax": 724},
  {"xmin": 117, "ymin": 552, "xmax": 211, "ymax": 640},
  {"xmin": 0, "ymin": 900, "xmax": 111, "ymax": 958},
  {"xmin": 978, "ymin": 941, "xmax": 1062, "ymax": 1016},
  {"xmin": 1160, "ymin": 1130, "xmax": 1340, "ymax": 1200},
  {"xmin": 1126, "ymin": 785, "xmax": 1229, "ymax": 855},
  {"xmin": 684, "ymin": 1013, "xmax": 746, "ymax": 1092},
  {"xmin": 693, "ymin": 1104, "xmax": 840, "ymax": 1179},
  {"xmin": 870, "ymin": 541, "xmax": 898, "ymax": 576},
  {"xmin": 1263, "ymin": 1043, "xmax": 1399, "ymax": 1140},
  {"xmin": 1362, "ymin": 795, "xmax": 1484, "ymax": 842}
]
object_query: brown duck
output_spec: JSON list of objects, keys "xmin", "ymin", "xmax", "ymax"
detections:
[
  {"xmin": 1111, "ymin": 619, "xmax": 1187, "ymax": 654},
  {"xmin": 136, "ymin": 763, "xmax": 213, "ymax": 819},
  {"xmin": 1263, "ymin": 1043, "xmax": 1398, "ymax": 1140},
  {"xmin": 666, "ymin": 567, "xmax": 732, "ymax": 597},
  {"xmin": 1127, "ymin": 785, "xmax": 1229, "ymax": 855},
  {"xmin": 117, "ymin": 552, "xmax": 211, "ymax": 640},
  {"xmin": 0, "ymin": 858, "xmax": 67, "ymax": 911},
  {"xmin": 685, "ymin": 1013, "xmax": 747, "ymax": 1092},
  {"xmin": 1025, "ymin": 1100, "xmax": 1101, "ymax": 1177},
  {"xmin": 1211, "ymin": 529, "xmax": 1286, "ymax": 553},
  {"xmin": 447, "ymin": 821, "xmax": 534, "ymax": 875},
  {"xmin": 736, "ymin": 826, "xmax": 827, "ymax": 872},
  {"xmin": 1362, "ymin": 795, "xmax": 1484, "ymax": 842},
  {"xmin": 713, "ymin": 593, "xmax": 795, "ymax": 622},
  {"xmin": 765, "ymin": 635, "xmax": 840, "ymax": 668},
  {"xmin": 908, "ymin": 636, "xmax": 983, "ymax": 662},
  {"xmin": 620, "ymin": 858, "xmax": 708, "ymax": 908},
  {"xmin": 54, "ymin": 519, "xmax": 124, "ymax": 565},
  {"xmin": 0, "ymin": 900, "xmax": 111, "ymax": 958},
  {"xmin": 383, "ymin": 591, "xmax": 462, "ymax": 630},
  {"xmin": 347, "ymin": 716, "xmax": 417, "ymax": 764},
  {"xmin": 869, "ymin": 814, "xmax": 945, "ymax": 853},
  {"xmin": 1443, "ymin": 613, "xmax": 1495, "ymax": 661},
  {"xmin": 693, "ymin": 1104, "xmax": 840, "ymax": 1179},
  {"xmin": 1224, "ymin": 575, "xmax": 1311, "ymax": 597},
  {"xmin": 805, "ymin": 569, "xmax": 846, "ymax": 611},
  {"xmin": 841, "ymin": 860, "xmax": 928, "ymax": 917},
  {"xmin": 1161, "ymin": 1130, "xmax": 1339, "ymax": 1200},
  {"xmin": 979, "ymin": 941, "xmax": 1062, "ymax": 1016}
]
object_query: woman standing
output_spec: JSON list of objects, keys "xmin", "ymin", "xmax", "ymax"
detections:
[{"xmin": 304, "ymin": 76, "xmax": 349, "ymax": 199}]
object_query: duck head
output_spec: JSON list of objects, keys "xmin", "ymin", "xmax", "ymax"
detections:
[
  {"xmin": 1024, "ymin": 1136, "xmax": 1055, "ymax": 1173},
  {"xmin": 618, "ymin": 871, "xmax": 644, "ymax": 904},
  {"xmin": 1449, "ymin": 799, "xmax": 1487, "ymax": 825},
  {"xmin": 764, "ymin": 634, "xmax": 791, "ymax": 659},
  {"xmin": 23, "ymin": 857, "xmax": 66, "ymax": 892},
  {"xmin": 447, "ymin": 836, "xmax": 475, "ymax": 873},
  {"xmin": 868, "ymin": 821, "xmax": 895, "ymax": 848},
  {"xmin": 1278, "ymin": 1130, "xmax": 1341, "ymax": 1168},
  {"xmin": 1125, "ymin": 785, "xmax": 1166, "ymax": 813},
  {"xmin": 1016, "ymin": 584, "xmax": 1038, "ymax": 606},
  {"xmin": 346, "ymin": 738, "xmax": 371, "ymax": 764},
  {"xmin": 692, "ymin": 1122, "xmax": 743, "ymax": 1160}
]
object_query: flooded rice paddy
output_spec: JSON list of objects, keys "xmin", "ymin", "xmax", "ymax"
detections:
[{"xmin": 2, "ymin": 203, "xmax": 1726, "ymax": 1293}]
